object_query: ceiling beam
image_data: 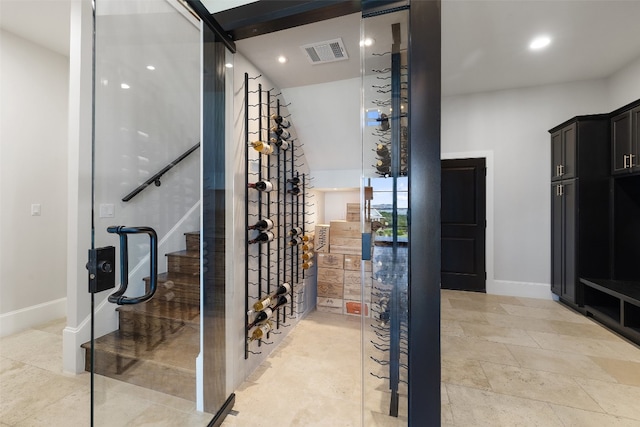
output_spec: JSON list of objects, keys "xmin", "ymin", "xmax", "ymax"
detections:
[{"xmin": 213, "ymin": 1, "xmax": 362, "ymax": 40}]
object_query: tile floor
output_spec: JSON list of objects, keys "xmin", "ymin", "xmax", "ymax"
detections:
[{"xmin": 2, "ymin": 290, "xmax": 640, "ymax": 426}]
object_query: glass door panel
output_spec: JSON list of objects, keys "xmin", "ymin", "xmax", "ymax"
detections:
[
  {"xmin": 361, "ymin": 6, "xmax": 410, "ymax": 425},
  {"xmin": 90, "ymin": 0, "xmax": 202, "ymax": 424}
]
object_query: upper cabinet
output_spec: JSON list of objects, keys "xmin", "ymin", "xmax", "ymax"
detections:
[
  {"xmin": 611, "ymin": 105, "xmax": 640, "ymax": 175},
  {"xmin": 551, "ymin": 123, "xmax": 576, "ymax": 181}
]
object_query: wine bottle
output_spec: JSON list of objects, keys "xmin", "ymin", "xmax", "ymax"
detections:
[
  {"xmin": 271, "ymin": 114, "xmax": 291, "ymax": 129},
  {"xmin": 375, "ymin": 164, "xmax": 390, "ymax": 174},
  {"xmin": 247, "ymin": 307, "xmax": 273, "ymax": 330},
  {"xmin": 376, "ymin": 158, "xmax": 391, "ymax": 167},
  {"xmin": 288, "ymin": 236, "xmax": 302, "ymax": 246},
  {"xmin": 252, "ymin": 282, "xmax": 292, "ymax": 312},
  {"xmin": 270, "ymin": 137, "xmax": 289, "ymax": 150},
  {"xmin": 272, "ymin": 293, "xmax": 292, "ymax": 310},
  {"xmin": 301, "ymin": 242, "xmax": 314, "ymax": 251},
  {"xmin": 270, "ymin": 127, "xmax": 290, "ymax": 140},
  {"xmin": 376, "ymin": 144, "xmax": 389, "ymax": 156},
  {"xmin": 248, "ymin": 180, "xmax": 273, "ymax": 192},
  {"xmin": 302, "ymin": 233, "xmax": 315, "ymax": 242},
  {"xmin": 248, "ymin": 218, "xmax": 274, "ymax": 231},
  {"xmin": 250, "ymin": 140, "xmax": 273, "ymax": 155},
  {"xmin": 289, "ymin": 227, "xmax": 303, "ymax": 236},
  {"xmin": 301, "ymin": 251, "xmax": 315, "ymax": 261},
  {"xmin": 287, "ymin": 177, "xmax": 301, "ymax": 185},
  {"xmin": 249, "ymin": 321, "xmax": 272, "ymax": 341},
  {"xmin": 302, "ymin": 260, "xmax": 314, "ymax": 270},
  {"xmin": 287, "ymin": 186, "xmax": 302, "ymax": 196},
  {"xmin": 248, "ymin": 231, "xmax": 274, "ymax": 245},
  {"xmin": 378, "ymin": 113, "xmax": 390, "ymax": 131}
]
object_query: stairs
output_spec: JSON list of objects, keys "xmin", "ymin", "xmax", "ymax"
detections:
[{"xmin": 82, "ymin": 232, "xmax": 200, "ymax": 401}]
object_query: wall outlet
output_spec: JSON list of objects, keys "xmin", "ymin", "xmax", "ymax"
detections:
[{"xmin": 31, "ymin": 204, "xmax": 41, "ymax": 216}]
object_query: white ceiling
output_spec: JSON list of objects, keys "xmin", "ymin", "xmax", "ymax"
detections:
[
  {"xmin": 0, "ymin": 0, "xmax": 71, "ymax": 56},
  {"xmin": 2, "ymin": 0, "xmax": 640, "ymax": 94},
  {"xmin": 234, "ymin": 0, "xmax": 640, "ymax": 94}
]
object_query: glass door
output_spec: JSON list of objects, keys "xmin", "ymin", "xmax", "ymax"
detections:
[
  {"xmin": 361, "ymin": 6, "xmax": 410, "ymax": 425},
  {"xmin": 88, "ymin": 0, "xmax": 206, "ymax": 424}
]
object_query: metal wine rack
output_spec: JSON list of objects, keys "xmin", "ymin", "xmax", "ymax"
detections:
[
  {"xmin": 367, "ymin": 21, "xmax": 409, "ymax": 417},
  {"xmin": 244, "ymin": 73, "xmax": 312, "ymax": 358}
]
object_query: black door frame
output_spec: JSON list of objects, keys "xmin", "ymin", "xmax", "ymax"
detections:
[
  {"xmin": 441, "ymin": 157, "xmax": 487, "ymax": 292},
  {"xmin": 191, "ymin": 1, "xmax": 442, "ymax": 425}
]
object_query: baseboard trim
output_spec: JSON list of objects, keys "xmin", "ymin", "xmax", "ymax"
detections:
[
  {"xmin": 0, "ymin": 297, "xmax": 67, "ymax": 337},
  {"xmin": 489, "ymin": 280, "xmax": 553, "ymax": 300}
]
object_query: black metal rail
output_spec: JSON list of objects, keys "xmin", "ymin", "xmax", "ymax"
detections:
[{"xmin": 122, "ymin": 142, "xmax": 200, "ymax": 202}]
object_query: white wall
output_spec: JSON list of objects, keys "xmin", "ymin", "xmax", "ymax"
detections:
[
  {"xmin": 0, "ymin": 30, "xmax": 69, "ymax": 336},
  {"xmin": 227, "ymin": 52, "xmax": 315, "ymax": 392},
  {"xmin": 608, "ymin": 56, "xmax": 640, "ymax": 109},
  {"xmin": 283, "ymin": 78, "xmax": 363, "ymax": 189},
  {"xmin": 441, "ymin": 77, "xmax": 640, "ymax": 298},
  {"xmin": 323, "ymin": 190, "xmax": 360, "ymax": 222}
]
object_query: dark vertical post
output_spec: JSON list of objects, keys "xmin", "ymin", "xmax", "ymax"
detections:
[
  {"xmin": 202, "ymin": 24, "xmax": 235, "ymax": 424},
  {"xmin": 244, "ymin": 73, "xmax": 249, "ymax": 360},
  {"xmin": 388, "ymin": 22, "xmax": 401, "ymax": 417},
  {"xmin": 408, "ymin": 1, "xmax": 441, "ymax": 426}
]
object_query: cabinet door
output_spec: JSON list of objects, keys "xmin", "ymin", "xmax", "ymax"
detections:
[
  {"xmin": 612, "ymin": 111, "xmax": 632, "ymax": 174},
  {"xmin": 551, "ymin": 131, "xmax": 563, "ymax": 181},
  {"xmin": 562, "ymin": 180, "xmax": 577, "ymax": 302},
  {"xmin": 561, "ymin": 124, "xmax": 576, "ymax": 180},
  {"xmin": 632, "ymin": 106, "xmax": 640, "ymax": 172},
  {"xmin": 551, "ymin": 183, "xmax": 563, "ymax": 296}
]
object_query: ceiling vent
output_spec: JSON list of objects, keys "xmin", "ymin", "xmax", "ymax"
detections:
[{"xmin": 300, "ymin": 38, "xmax": 349, "ymax": 65}]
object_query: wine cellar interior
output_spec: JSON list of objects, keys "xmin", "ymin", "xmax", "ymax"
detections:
[{"xmin": 8, "ymin": 0, "xmax": 640, "ymax": 425}]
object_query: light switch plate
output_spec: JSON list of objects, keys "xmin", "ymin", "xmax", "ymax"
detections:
[
  {"xmin": 99, "ymin": 203, "xmax": 115, "ymax": 218},
  {"xmin": 31, "ymin": 204, "xmax": 41, "ymax": 216}
]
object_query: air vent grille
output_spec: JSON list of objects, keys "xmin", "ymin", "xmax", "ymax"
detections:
[{"xmin": 300, "ymin": 38, "xmax": 349, "ymax": 64}]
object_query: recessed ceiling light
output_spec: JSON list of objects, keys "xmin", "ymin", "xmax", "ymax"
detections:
[
  {"xmin": 146, "ymin": 65, "xmax": 155, "ymax": 70},
  {"xmin": 120, "ymin": 83, "xmax": 130, "ymax": 89},
  {"xmin": 278, "ymin": 55, "xmax": 287, "ymax": 64},
  {"xmin": 225, "ymin": 62, "xmax": 233, "ymax": 68},
  {"xmin": 360, "ymin": 38, "xmax": 375, "ymax": 47},
  {"xmin": 529, "ymin": 35, "xmax": 551, "ymax": 50}
]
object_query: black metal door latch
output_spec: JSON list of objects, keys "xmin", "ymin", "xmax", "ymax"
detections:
[{"xmin": 87, "ymin": 246, "xmax": 116, "ymax": 294}]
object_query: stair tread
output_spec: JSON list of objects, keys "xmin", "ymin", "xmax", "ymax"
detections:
[
  {"xmin": 83, "ymin": 325, "xmax": 198, "ymax": 373},
  {"xmin": 117, "ymin": 298, "xmax": 199, "ymax": 324},
  {"xmin": 166, "ymin": 250, "xmax": 198, "ymax": 258},
  {"xmin": 144, "ymin": 271, "xmax": 199, "ymax": 284}
]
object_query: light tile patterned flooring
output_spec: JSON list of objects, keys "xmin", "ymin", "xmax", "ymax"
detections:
[{"xmin": 2, "ymin": 290, "xmax": 640, "ymax": 426}]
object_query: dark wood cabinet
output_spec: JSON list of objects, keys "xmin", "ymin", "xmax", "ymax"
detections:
[
  {"xmin": 551, "ymin": 180, "xmax": 576, "ymax": 301},
  {"xmin": 611, "ymin": 105, "xmax": 640, "ymax": 175},
  {"xmin": 552, "ymin": 99, "xmax": 640, "ymax": 346},
  {"xmin": 549, "ymin": 117, "xmax": 610, "ymax": 306},
  {"xmin": 551, "ymin": 123, "xmax": 576, "ymax": 181}
]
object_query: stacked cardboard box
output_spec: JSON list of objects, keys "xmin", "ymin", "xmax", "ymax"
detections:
[
  {"xmin": 346, "ymin": 203, "xmax": 360, "ymax": 222},
  {"xmin": 316, "ymin": 213, "xmax": 372, "ymax": 316},
  {"xmin": 314, "ymin": 224, "xmax": 330, "ymax": 253}
]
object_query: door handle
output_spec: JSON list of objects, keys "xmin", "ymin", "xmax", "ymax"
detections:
[
  {"xmin": 630, "ymin": 153, "xmax": 636, "ymax": 168},
  {"xmin": 624, "ymin": 154, "xmax": 630, "ymax": 169},
  {"xmin": 559, "ymin": 164, "xmax": 564, "ymax": 176},
  {"xmin": 106, "ymin": 225, "xmax": 158, "ymax": 305},
  {"xmin": 558, "ymin": 184, "xmax": 564, "ymax": 196}
]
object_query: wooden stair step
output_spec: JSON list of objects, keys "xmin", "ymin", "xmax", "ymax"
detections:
[
  {"xmin": 185, "ymin": 231, "xmax": 200, "ymax": 253},
  {"xmin": 144, "ymin": 272, "xmax": 200, "ymax": 306},
  {"xmin": 81, "ymin": 324, "xmax": 198, "ymax": 401},
  {"xmin": 116, "ymin": 298, "xmax": 199, "ymax": 336},
  {"xmin": 166, "ymin": 250, "xmax": 199, "ymax": 275}
]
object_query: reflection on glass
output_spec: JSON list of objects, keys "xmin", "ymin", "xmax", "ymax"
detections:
[{"xmin": 362, "ymin": 7, "xmax": 409, "ymax": 424}]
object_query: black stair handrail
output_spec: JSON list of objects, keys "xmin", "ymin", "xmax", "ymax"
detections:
[
  {"xmin": 122, "ymin": 142, "xmax": 200, "ymax": 202},
  {"xmin": 107, "ymin": 226, "xmax": 158, "ymax": 305}
]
